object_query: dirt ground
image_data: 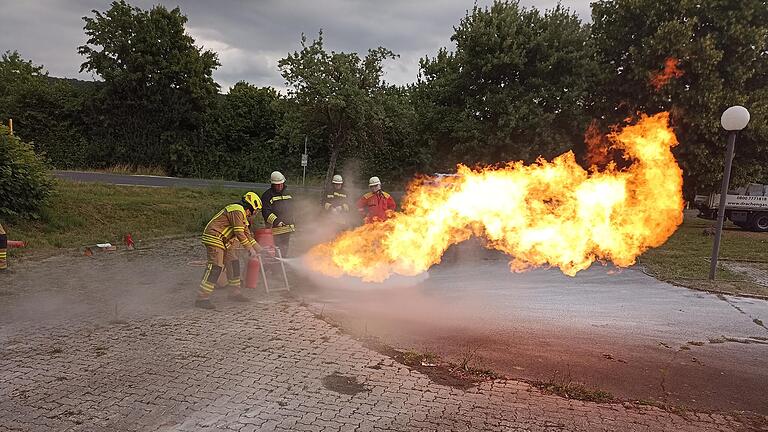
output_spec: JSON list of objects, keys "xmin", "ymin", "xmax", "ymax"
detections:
[{"xmin": 2, "ymin": 236, "xmax": 767, "ymax": 421}]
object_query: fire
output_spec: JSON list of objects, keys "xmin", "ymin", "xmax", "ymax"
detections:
[
  {"xmin": 650, "ymin": 58, "xmax": 683, "ymax": 89},
  {"xmin": 307, "ymin": 112, "xmax": 683, "ymax": 282}
]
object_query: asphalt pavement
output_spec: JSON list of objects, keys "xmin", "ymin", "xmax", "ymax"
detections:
[{"xmin": 296, "ymin": 250, "xmax": 768, "ymax": 414}]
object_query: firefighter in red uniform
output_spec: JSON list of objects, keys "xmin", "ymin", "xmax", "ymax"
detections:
[{"xmin": 357, "ymin": 176, "xmax": 397, "ymax": 224}]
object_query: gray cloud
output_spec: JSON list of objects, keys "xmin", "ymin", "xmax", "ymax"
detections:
[{"xmin": 0, "ymin": 0, "xmax": 591, "ymax": 91}]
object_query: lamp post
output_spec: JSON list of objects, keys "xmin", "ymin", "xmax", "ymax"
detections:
[{"xmin": 709, "ymin": 105, "xmax": 750, "ymax": 280}]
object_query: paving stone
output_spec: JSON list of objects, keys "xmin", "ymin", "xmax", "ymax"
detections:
[{"xmin": 0, "ymin": 301, "xmax": 761, "ymax": 431}]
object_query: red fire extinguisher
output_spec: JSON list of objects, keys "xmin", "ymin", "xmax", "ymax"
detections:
[{"xmin": 245, "ymin": 256, "xmax": 262, "ymax": 289}]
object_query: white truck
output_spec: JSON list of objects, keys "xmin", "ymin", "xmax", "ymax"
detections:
[{"xmin": 695, "ymin": 183, "xmax": 768, "ymax": 232}]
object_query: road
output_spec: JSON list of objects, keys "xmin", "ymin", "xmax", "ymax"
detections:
[
  {"xmin": 294, "ymin": 246, "xmax": 768, "ymax": 415},
  {"xmin": 53, "ymin": 170, "xmax": 323, "ymax": 192}
]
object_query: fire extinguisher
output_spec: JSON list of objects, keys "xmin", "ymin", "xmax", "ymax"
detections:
[{"xmin": 245, "ymin": 256, "xmax": 262, "ymax": 289}]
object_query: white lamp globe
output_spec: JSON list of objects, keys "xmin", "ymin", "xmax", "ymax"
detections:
[{"xmin": 721, "ymin": 106, "xmax": 750, "ymax": 131}]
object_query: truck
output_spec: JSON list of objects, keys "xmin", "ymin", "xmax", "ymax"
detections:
[{"xmin": 695, "ymin": 183, "xmax": 768, "ymax": 232}]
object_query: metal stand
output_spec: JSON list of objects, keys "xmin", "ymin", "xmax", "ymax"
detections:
[{"xmin": 259, "ymin": 247, "xmax": 290, "ymax": 293}]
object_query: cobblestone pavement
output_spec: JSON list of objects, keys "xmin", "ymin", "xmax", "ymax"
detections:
[{"xmin": 1, "ymin": 299, "xmax": 762, "ymax": 432}]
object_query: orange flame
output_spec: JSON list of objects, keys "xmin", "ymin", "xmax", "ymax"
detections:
[
  {"xmin": 307, "ymin": 112, "xmax": 683, "ymax": 282},
  {"xmin": 650, "ymin": 58, "xmax": 683, "ymax": 90}
]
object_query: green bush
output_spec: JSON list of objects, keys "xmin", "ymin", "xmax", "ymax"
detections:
[{"xmin": 0, "ymin": 125, "xmax": 54, "ymax": 218}]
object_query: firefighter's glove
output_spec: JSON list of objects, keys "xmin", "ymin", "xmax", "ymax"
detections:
[{"xmin": 248, "ymin": 247, "xmax": 259, "ymax": 258}]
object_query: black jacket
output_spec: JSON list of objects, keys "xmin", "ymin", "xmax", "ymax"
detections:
[
  {"xmin": 261, "ymin": 186, "xmax": 295, "ymax": 235},
  {"xmin": 323, "ymin": 187, "xmax": 350, "ymax": 212}
]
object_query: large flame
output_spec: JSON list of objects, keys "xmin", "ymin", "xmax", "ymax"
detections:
[{"xmin": 307, "ymin": 112, "xmax": 683, "ymax": 282}]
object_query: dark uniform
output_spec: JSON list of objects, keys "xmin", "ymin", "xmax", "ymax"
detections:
[
  {"xmin": 261, "ymin": 185, "xmax": 295, "ymax": 257},
  {"xmin": 324, "ymin": 188, "xmax": 350, "ymax": 212}
]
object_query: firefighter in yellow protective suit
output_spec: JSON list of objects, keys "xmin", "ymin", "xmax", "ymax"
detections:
[
  {"xmin": 196, "ymin": 192, "xmax": 263, "ymax": 310},
  {"xmin": 0, "ymin": 223, "xmax": 7, "ymax": 271}
]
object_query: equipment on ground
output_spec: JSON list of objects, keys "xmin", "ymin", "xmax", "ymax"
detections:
[
  {"xmin": 695, "ymin": 183, "xmax": 768, "ymax": 232},
  {"xmin": 246, "ymin": 228, "xmax": 289, "ymax": 292}
]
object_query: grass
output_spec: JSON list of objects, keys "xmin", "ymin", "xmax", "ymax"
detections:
[
  {"xmin": 639, "ymin": 211, "xmax": 768, "ymax": 297},
  {"xmin": 8, "ymin": 180, "xmax": 258, "ymax": 252},
  {"xmin": 531, "ymin": 376, "xmax": 615, "ymax": 403}
]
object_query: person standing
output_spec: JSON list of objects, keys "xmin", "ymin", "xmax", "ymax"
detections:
[
  {"xmin": 261, "ymin": 171, "xmax": 295, "ymax": 257},
  {"xmin": 196, "ymin": 192, "xmax": 263, "ymax": 310},
  {"xmin": 324, "ymin": 174, "xmax": 350, "ymax": 229},
  {"xmin": 0, "ymin": 223, "xmax": 7, "ymax": 271},
  {"xmin": 357, "ymin": 176, "xmax": 397, "ymax": 224}
]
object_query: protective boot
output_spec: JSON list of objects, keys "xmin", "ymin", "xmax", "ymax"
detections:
[
  {"xmin": 196, "ymin": 264, "xmax": 223, "ymax": 310},
  {"xmin": 225, "ymin": 260, "xmax": 250, "ymax": 302}
]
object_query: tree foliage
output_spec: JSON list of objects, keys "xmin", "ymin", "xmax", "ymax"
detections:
[
  {"xmin": 591, "ymin": 0, "xmax": 768, "ymax": 194},
  {"xmin": 78, "ymin": 0, "xmax": 220, "ymax": 172},
  {"xmin": 0, "ymin": 125, "xmax": 54, "ymax": 219},
  {"xmin": 4, "ymin": 0, "xmax": 768, "ymax": 196},
  {"xmin": 278, "ymin": 32, "xmax": 397, "ymax": 189},
  {"xmin": 415, "ymin": 1, "xmax": 601, "ymax": 171},
  {"xmin": 0, "ymin": 51, "xmax": 90, "ymax": 168}
]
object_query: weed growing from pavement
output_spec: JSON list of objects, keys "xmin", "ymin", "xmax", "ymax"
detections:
[
  {"xmin": 532, "ymin": 369, "xmax": 614, "ymax": 403},
  {"xmin": 635, "ymin": 399, "xmax": 690, "ymax": 416}
]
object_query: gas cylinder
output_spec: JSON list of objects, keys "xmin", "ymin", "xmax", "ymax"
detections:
[
  {"xmin": 245, "ymin": 257, "xmax": 262, "ymax": 289},
  {"xmin": 254, "ymin": 228, "xmax": 275, "ymax": 248}
]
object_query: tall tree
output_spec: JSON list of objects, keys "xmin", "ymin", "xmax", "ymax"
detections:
[
  {"xmin": 198, "ymin": 82, "xmax": 283, "ymax": 181},
  {"xmin": 78, "ymin": 0, "xmax": 220, "ymax": 172},
  {"xmin": 414, "ymin": 1, "xmax": 601, "ymax": 170},
  {"xmin": 278, "ymin": 32, "xmax": 396, "ymax": 190},
  {"xmin": 0, "ymin": 51, "xmax": 90, "ymax": 168},
  {"xmin": 591, "ymin": 0, "xmax": 768, "ymax": 195}
]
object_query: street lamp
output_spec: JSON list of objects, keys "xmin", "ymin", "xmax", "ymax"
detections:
[{"xmin": 709, "ymin": 106, "xmax": 750, "ymax": 280}]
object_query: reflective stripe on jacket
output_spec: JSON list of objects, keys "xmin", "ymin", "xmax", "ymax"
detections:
[
  {"xmin": 356, "ymin": 191, "xmax": 396, "ymax": 223},
  {"xmin": 201, "ymin": 204, "xmax": 257, "ymax": 249},
  {"xmin": 324, "ymin": 189, "xmax": 349, "ymax": 212},
  {"xmin": 261, "ymin": 186, "xmax": 296, "ymax": 235}
]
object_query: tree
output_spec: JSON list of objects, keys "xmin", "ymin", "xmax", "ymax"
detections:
[
  {"xmin": 414, "ymin": 1, "xmax": 601, "ymax": 171},
  {"xmin": 591, "ymin": 0, "xmax": 768, "ymax": 195},
  {"xmin": 197, "ymin": 82, "xmax": 283, "ymax": 181},
  {"xmin": 0, "ymin": 51, "xmax": 90, "ymax": 168},
  {"xmin": 278, "ymin": 32, "xmax": 397, "ymax": 190},
  {"xmin": 0, "ymin": 125, "xmax": 53, "ymax": 219},
  {"xmin": 78, "ymin": 0, "xmax": 220, "ymax": 172}
]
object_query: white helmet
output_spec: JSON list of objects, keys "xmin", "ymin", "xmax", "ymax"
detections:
[
  {"xmin": 368, "ymin": 176, "xmax": 381, "ymax": 187},
  {"xmin": 332, "ymin": 174, "xmax": 343, "ymax": 184},
  {"xmin": 270, "ymin": 171, "xmax": 286, "ymax": 184}
]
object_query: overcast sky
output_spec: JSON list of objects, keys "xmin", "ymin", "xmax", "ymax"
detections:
[{"xmin": 1, "ymin": 0, "xmax": 591, "ymax": 92}]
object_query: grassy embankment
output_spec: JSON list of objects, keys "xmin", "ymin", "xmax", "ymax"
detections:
[
  {"xmin": 9, "ymin": 180, "xmax": 254, "ymax": 253},
  {"xmin": 8, "ymin": 181, "xmax": 767, "ymax": 297},
  {"xmin": 639, "ymin": 212, "xmax": 768, "ymax": 297}
]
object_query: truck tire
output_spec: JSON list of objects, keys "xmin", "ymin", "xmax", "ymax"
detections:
[{"xmin": 750, "ymin": 212, "xmax": 768, "ymax": 233}]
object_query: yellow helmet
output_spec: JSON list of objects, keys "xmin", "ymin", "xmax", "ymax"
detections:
[{"xmin": 242, "ymin": 191, "xmax": 262, "ymax": 211}]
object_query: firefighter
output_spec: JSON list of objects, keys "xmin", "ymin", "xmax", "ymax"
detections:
[
  {"xmin": 261, "ymin": 171, "xmax": 295, "ymax": 257},
  {"xmin": 324, "ymin": 175, "xmax": 350, "ymax": 212},
  {"xmin": 324, "ymin": 174, "xmax": 350, "ymax": 231},
  {"xmin": 196, "ymin": 192, "xmax": 263, "ymax": 310},
  {"xmin": 0, "ymin": 223, "xmax": 7, "ymax": 272},
  {"xmin": 357, "ymin": 176, "xmax": 397, "ymax": 224}
]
